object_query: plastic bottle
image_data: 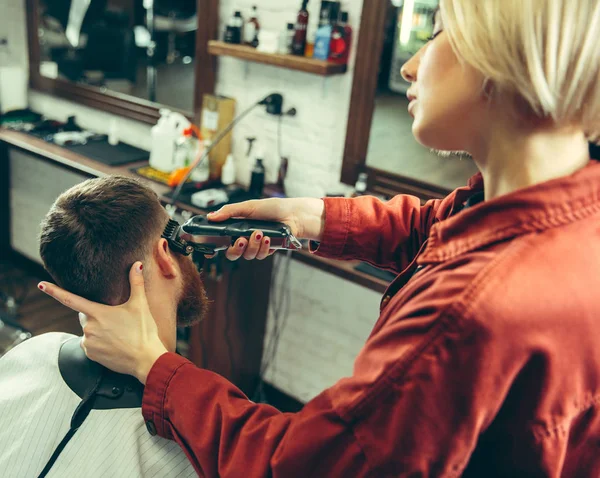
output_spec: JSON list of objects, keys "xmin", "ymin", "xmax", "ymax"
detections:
[
  {"xmin": 224, "ymin": 11, "xmax": 244, "ymax": 44},
  {"xmin": 149, "ymin": 109, "xmax": 190, "ymax": 173},
  {"xmin": 353, "ymin": 172, "xmax": 368, "ymax": 197},
  {"xmin": 191, "ymin": 139, "xmax": 211, "ymax": 182},
  {"xmin": 305, "ymin": 22, "xmax": 317, "ymax": 58},
  {"xmin": 249, "ymin": 157, "xmax": 266, "ymax": 197},
  {"xmin": 174, "ymin": 127, "xmax": 196, "ymax": 169},
  {"xmin": 221, "ymin": 154, "xmax": 236, "ymax": 185},
  {"xmin": 279, "ymin": 23, "xmax": 295, "ymax": 54},
  {"xmin": 329, "ymin": 11, "xmax": 353, "ymax": 64},
  {"xmin": 245, "ymin": 5, "xmax": 260, "ymax": 47},
  {"xmin": 312, "ymin": 8, "xmax": 333, "ymax": 60}
]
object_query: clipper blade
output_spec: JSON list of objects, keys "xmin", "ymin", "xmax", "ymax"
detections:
[{"xmin": 162, "ymin": 219, "xmax": 180, "ymax": 241}]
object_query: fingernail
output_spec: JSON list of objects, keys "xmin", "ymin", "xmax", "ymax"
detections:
[
  {"xmin": 137, "ymin": 263, "xmax": 143, "ymax": 273},
  {"xmin": 265, "ymin": 239, "xmax": 270, "ymax": 245},
  {"xmin": 38, "ymin": 283, "xmax": 46, "ymax": 291},
  {"xmin": 256, "ymin": 234, "xmax": 262, "ymax": 241},
  {"xmin": 239, "ymin": 242, "xmax": 245, "ymax": 248}
]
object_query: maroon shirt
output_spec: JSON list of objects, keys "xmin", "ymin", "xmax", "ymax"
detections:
[{"xmin": 143, "ymin": 161, "xmax": 600, "ymax": 477}]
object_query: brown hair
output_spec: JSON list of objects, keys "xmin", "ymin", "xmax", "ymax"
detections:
[{"xmin": 39, "ymin": 176, "xmax": 168, "ymax": 305}]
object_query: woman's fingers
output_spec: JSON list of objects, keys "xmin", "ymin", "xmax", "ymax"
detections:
[
  {"xmin": 207, "ymin": 200, "xmax": 259, "ymax": 222},
  {"xmin": 225, "ymin": 237, "xmax": 248, "ymax": 261},
  {"xmin": 38, "ymin": 281, "xmax": 99, "ymax": 315},
  {"xmin": 256, "ymin": 236, "xmax": 271, "ymax": 260},
  {"xmin": 224, "ymin": 232, "xmax": 275, "ymax": 261},
  {"xmin": 243, "ymin": 231, "xmax": 264, "ymax": 260}
]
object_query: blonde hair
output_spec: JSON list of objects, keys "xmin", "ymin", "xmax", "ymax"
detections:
[{"xmin": 441, "ymin": 0, "xmax": 600, "ymax": 143}]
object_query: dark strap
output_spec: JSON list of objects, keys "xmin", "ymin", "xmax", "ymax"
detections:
[
  {"xmin": 59, "ymin": 337, "xmax": 144, "ymax": 409},
  {"xmin": 36, "ymin": 370, "xmax": 104, "ymax": 478}
]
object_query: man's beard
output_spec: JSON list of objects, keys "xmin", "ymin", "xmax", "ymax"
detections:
[{"xmin": 175, "ymin": 256, "xmax": 209, "ymax": 327}]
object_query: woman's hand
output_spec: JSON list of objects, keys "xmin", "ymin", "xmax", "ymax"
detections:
[
  {"xmin": 208, "ymin": 198, "xmax": 326, "ymax": 261},
  {"xmin": 38, "ymin": 262, "xmax": 167, "ymax": 384}
]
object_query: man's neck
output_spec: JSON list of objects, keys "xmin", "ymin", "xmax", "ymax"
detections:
[
  {"xmin": 146, "ymin": 291, "xmax": 178, "ymax": 353},
  {"xmin": 474, "ymin": 122, "xmax": 590, "ymax": 201}
]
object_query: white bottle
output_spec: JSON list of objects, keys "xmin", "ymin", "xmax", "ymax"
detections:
[
  {"xmin": 221, "ymin": 154, "xmax": 236, "ymax": 185},
  {"xmin": 108, "ymin": 118, "xmax": 119, "ymax": 146},
  {"xmin": 149, "ymin": 109, "xmax": 190, "ymax": 173},
  {"xmin": 174, "ymin": 127, "xmax": 196, "ymax": 169},
  {"xmin": 191, "ymin": 139, "xmax": 211, "ymax": 182},
  {"xmin": 354, "ymin": 172, "xmax": 369, "ymax": 196}
]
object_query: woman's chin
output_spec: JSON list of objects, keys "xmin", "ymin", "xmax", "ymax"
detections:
[{"xmin": 412, "ymin": 122, "xmax": 462, "ymax": 152}]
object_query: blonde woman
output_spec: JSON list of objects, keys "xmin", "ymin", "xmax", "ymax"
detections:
[{"xmin": 40, "ymin": 0, "xmax": 600, "ymax": 476}]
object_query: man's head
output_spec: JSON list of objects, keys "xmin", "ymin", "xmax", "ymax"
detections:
[{"xmin": 39, "ymin": 176, "xmax": 208, "ymax": 351}]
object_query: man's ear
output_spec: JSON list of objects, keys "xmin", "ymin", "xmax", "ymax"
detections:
[{"xmin": 154, "ymin": 238, "xmax": 179, "ymax": 279}]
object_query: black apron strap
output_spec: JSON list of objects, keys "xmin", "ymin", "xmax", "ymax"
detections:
[{"xmin": 36, "ymin": 369, "xmax": 104, "ymax": 478}]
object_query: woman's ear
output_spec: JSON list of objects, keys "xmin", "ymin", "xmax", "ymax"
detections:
[
  {"xmin": 482, "ymin": 78, "xmax": 495, "ymax": 101},
  {"xmin": 154, "ymin": 238, "xmax": 179, "ymax": 279}
]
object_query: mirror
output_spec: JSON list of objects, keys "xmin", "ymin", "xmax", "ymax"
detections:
[
  {"xmin": 36, "ymin": 0, "xmax": 198, "ymax": 113},
  {"xmin": 365, "ymin": 0, "xmax": 478, "ymax": 192}
]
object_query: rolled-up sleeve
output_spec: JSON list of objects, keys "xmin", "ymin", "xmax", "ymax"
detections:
[{"xmin": 310, "ymin": 194, "xmax": 444, "ymax": 272}]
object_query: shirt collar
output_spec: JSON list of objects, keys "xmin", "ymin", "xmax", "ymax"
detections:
[{"xmin": 420, "ymin": 161, "xmax": 600, "ymax": 264}]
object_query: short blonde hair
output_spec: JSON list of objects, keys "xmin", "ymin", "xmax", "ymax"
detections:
[{"xmin": 441, "ymin": 0, "xmax": 600, "ymax": 143}]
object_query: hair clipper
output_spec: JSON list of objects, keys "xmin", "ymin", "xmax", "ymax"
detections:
[{"xmin": 162, "ymin": 216, "xmax": 302, "ymax": 256}]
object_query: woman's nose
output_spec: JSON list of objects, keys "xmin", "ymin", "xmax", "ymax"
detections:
[{"xmin": 401, "ymin": 53, "xmax": 420, "ymax": 83}]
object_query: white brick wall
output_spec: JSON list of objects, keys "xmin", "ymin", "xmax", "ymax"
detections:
[
  {"xmin": 7, "ymin": 0, "xmax": 384, "ymax": 404},
  {"xmin": 0, "ymin": 0, "xmax": 28, "ymax": 69},
  {"xmin": 0, "ymin": 0, "xmax": 29, "ymax": 112},
  {"xmin": 263, "ymin": 257, "xmax": 382, "ymax": 403}
]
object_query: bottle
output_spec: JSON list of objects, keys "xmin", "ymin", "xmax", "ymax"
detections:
[
  {"xmin": 221, "ymin": 154, "xmax": 236, "ymax": 186},
  {"xmin": 245, "ymin": 5, "xmax": 260, "ymax": 47},
  {"xmin": 353, "ymin": 172, "xmax": 368, "ymax": 197},
  {"xmin": 329, "ymin": 11, "xmax": 352, "ymax": 64},
  {"xmin": 291, "ymin": 0, "xmax": 310, "ymax": 56},
  {"xmin": 191, "ymin": 139, "xmax": 211, "ymax": 182},
  {"xmin": 149, "ymin": 109, "xmax": 189, "ymax": 173},
  {"xmin": 277, "ymin": 156, "xmax": 289, "ymax": 190},
  {"xmin": 312, "ymin": 7, "xmax": 333, "ymax": 60},
  {"xmin": 224, "ymin": 11, "xmax": 244, "ymax": 44},
  {"xmin": 108, "ymin": 118, "xmax": 119, "ymax": 146},
  {"xmin": 279, "ymin": 22, "xmax": 295, "ymax": 54},
  {"xmin": 305, "ymin": 25, "xmax": 317, "ymax": 57},
  {"xmin": 249, "ymin": 157, "xmax": 266, "ymax": 197},
  {"xmin": 174, "ymin": 127, "xmax": 196, "ymax": 169}
]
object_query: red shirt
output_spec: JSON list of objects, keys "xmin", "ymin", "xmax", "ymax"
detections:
[{"xmin": 143, "ymin": 161, "xmax": 600, "ymax": 477}]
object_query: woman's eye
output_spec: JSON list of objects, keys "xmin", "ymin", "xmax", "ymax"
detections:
[{"xmin": 428, "ymin": 30, "xmax": 443, "ymax": 42}]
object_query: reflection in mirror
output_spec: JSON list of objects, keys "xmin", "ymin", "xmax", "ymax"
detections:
[
  {"xmin": 37, "ymin": 0, "xmax": 197, "ymax": 112},
  {"xmin": 366, "ymin": 0, "xmax": 478, "ymax": 191}
]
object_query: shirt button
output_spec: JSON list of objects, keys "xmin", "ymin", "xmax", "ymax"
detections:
[{"xmin": 146, "ymin": 420, "xmax": 157, "ymax": 436}]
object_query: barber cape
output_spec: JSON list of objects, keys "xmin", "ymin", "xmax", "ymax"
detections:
[{"xmin": 0, "ymin": 333, "xmax": 196, "ymax": 478}]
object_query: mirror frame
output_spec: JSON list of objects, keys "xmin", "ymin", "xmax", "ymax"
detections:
[
  {"xmin": 341, "ymin": 0, "xmax": 449, "ymax": 200},
  {"xmin": 25, "ymin": 0, "xmax": 219, "ymax": 124}
]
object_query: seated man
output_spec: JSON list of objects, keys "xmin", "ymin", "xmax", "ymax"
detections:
[{"xmin": 0, "ymin": 176, "xmax": 208, "ymax": 477}]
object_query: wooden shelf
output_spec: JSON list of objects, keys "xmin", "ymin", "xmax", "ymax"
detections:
[{"xmin": 208, "ymin": 41, "xmax": 348, "ymax": 76}]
